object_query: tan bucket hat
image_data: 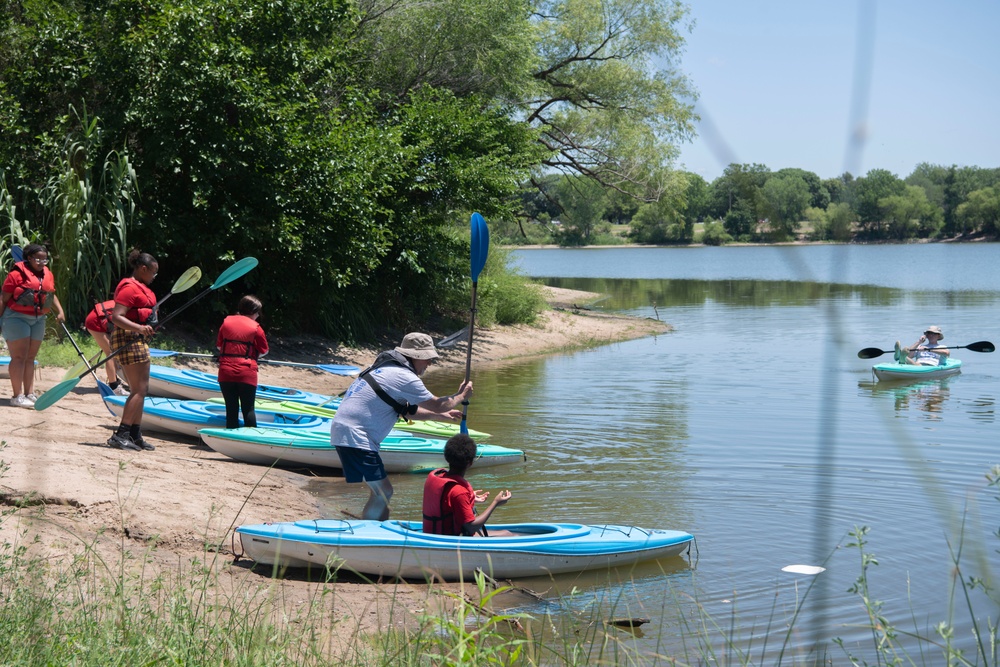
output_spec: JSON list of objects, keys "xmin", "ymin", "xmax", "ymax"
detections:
[
  {"xmin": 395, "ymin": 332, "xmax": 439, "ymax": 360},
  {"xmin": 924, "ymin": 325, "xmax": 944, "ymax": 339}
]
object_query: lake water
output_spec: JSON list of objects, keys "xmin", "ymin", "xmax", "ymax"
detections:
[{"xmin": 311, "ymin": 243, "xmax": 1000, "ymax": 663}]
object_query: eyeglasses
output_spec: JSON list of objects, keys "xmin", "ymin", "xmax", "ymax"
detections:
[{"xmin": 30, "ymin": 257, "xmax": 49, "ymax": 265}]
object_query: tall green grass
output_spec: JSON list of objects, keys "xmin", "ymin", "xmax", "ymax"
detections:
[{"xmin": 1, "ymin": 443, "xmax": 997, "ymax": 665}]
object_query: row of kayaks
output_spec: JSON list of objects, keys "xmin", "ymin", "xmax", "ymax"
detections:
[{"xmin": 108, "ymin": 361, "xmax": 692, "ymax": 579}]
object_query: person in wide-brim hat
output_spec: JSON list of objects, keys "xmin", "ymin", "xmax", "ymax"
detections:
[
  {"xmin": 330, "ymin": 331, "xmax": 473, "ymax": 521},
  {"xmin": 898, "ymin": 325, "xmax": 949, "ymax": 366}
]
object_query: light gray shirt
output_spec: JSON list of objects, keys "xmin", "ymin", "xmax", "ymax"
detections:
[{"xmin": 329, "ymin": 365, "xmax": 434, "ymax": 451}]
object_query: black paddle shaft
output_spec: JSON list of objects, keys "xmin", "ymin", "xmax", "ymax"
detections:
[{"xmin": 857, "ymin": 340, "xmax": 995, "ymax": 359}]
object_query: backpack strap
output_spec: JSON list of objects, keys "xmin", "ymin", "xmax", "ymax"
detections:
[{"xmin": 358, "ymin": 350, "xmax": 419, "ymax": 417}]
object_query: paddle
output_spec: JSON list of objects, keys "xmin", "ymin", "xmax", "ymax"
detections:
[
  {"xmin": 36, "ymin": 258, "xmax": 257, "ymax": 411},
  {"xmin": 460, "ymin": 212, "xmax": 489, "ymax": 435},
  {"xmin": 60, "ymin": 266, "xmax": 203, "ymax": 381},
  {"xmin": 857, "ymin": 340, "xmax": 995, "ymax": 359},
  {"xmin": 11, "ymin": 245, "xmax": 23, "ymax": 263},
  {"xmin": 147, "ymin": 349, "xmax": 360, "ymax": 376},
  {"xmin": 58, "ymin": 320, "xmax": 117, "ymax": 414}
]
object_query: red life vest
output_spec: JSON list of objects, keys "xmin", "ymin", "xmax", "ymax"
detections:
[
  {"xmin": 114, "ymin": 278, "xmax": 155, "ymax": 324},
  {"xmin": 86, "ymin": 299, "xmax": 116, "ymax": 333},
  {"xmin": 422, "ymin": 469, "xmax": 470, "ymax": 535},
  {"xmin": 218, "ymin": 315, "xmax": 263, "ymax": 359},
  {"xmin": 6, "ymin": 262, "xmax": 56, "ymax": 315}
]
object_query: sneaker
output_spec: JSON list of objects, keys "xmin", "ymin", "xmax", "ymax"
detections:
[
  {"xmin": 10, "ymin": 394, "xmax": 32, "ymax": 409},
  {"xmin": 894, "ymin": 340, "xmax": 902, "ymax": 363},
  {"xmin": 113, "ymin": 384, "xmax": 129, "ymax": 396},
  {"xmin": 24, "ymin": 393, "xmax": 37, "ymax": 404},
  {"xmin": 134, "ymin": 436, "xmax": 155, "ymax": 451},
  {"xmin": 108, "ymin": 432, "xmax": 141, "ymax": 451}
]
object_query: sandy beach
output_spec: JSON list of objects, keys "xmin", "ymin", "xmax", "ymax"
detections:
[{"xmin": 0, "ymin": 286, "xmax": 669, "ymax": 639}]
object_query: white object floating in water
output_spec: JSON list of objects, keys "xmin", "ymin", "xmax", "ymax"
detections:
[{"xmin": 782, "ymin": 564, "xmax": 826, "ymax": 575}]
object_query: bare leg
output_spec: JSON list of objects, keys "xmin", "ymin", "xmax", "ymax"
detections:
[
  {"xmin": 362, "ymin": 477, "xmax": 393, "ymax": 521},
  {"xmin": 120, "ymin": 361, "xmax": 150, "ymax": 424},
  {"xmin": 89, "ymin": 330, "xmax": 118, "ymax": 383},
  {"xmin": 7, "ymin": 337, "xmax": 41, "ymax": 396}
]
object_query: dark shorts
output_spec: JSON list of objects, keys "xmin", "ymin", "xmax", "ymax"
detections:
[{"xmin": 335, "ymin": 446, "xmax": 386, "ymax": 484}]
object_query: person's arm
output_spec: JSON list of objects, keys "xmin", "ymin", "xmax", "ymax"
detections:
[
  {"xmin": 414, "ymin": 380, "xmax": 473, "ymax": 419},
  {"xmin": 51, "ymin": 294, "xmax": 65, "ymax": 322},
  {"xmin": 111, "ymin": 302, "xmax": 154, "ymax": 337},
  {"xmin": 462, "ymin": 490, "xmax": 512, "ymax": 536},
  {"xmin": 0, "ymin": 288, "xmax": 11, "ymax": 317},
  {"xmin": 255, "ymin": 325, "xmax": 269, "ymax": 357}
]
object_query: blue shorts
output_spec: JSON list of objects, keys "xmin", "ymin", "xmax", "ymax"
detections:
[
  {"xmin": 1, "ymin": 311, "xmax": 47, "ymax": 342},
  {"xmin": 335, "ymin": 446, "xmax": 386, "ymax": 483}
]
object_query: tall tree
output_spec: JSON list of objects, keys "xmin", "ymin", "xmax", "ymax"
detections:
[
  {"xmin": 527, "ymin": 0, "xmax": 697, "ymax": 201},
  {"xmin": 761, "ymin": 174, "xmax": 810, "ymax": 241},
  {"xmin": 956, "ymin": 187, "xmax": 1000, "ymax": 237},
  {"xmin": 853, "ymin": 168, "xmax": 906, "ymax": 238}
]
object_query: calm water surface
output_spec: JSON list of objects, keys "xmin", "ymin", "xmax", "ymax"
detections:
[{"xmin": 310, "ymin": 244, "xmax": 1000, "ymax": 661}]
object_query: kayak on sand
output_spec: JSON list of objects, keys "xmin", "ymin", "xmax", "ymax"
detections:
[{"xmin": 148, "ymin": 364, "xmax": 333, "ymax": 404}]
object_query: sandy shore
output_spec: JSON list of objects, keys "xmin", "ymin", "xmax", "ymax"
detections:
[{"xmin": 0, "ymin": 286, "xmax": 668, "ymax": 639}]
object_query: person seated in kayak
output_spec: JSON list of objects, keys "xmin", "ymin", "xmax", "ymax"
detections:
[
  {"xmin": 896, "ymin": 326, "xmax": 949, "ymax": 366},
  {"xmin": 423, "ymin": 434, "xmax": 518, "ymax": 537}
]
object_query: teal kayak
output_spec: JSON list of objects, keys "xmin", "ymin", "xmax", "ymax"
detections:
[
  {"xmin": 241, "ymin": 398, "xmax": 491, "ymax": 440},
  {"xmin": 872, "ymin": 357, "xmax": 962, "ymax": 382},
  {"xmin": 199, "ymin": 427, "xmax": 523, "ymax": 472}
]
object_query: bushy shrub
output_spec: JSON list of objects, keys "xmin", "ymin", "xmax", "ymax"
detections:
[{"xmin": 700, "ymin": 220, "xmax": 732, "ymax": 246}]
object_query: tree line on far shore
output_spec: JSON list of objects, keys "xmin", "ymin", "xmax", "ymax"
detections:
[{"xmin": 507, "ymin": 163, "xmax": 1000, "ymax": 246}]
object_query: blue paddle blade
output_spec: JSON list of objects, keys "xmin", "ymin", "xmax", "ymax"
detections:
[
  {"xmin": 317, "ymin": 364, "xmax": 361, "ymax": 376},
  {"xmin": 33, "ymin": 377, "xmax": 82, "ymax": 411},
  {"xmin": 211, "ymin": 257, "xmax": 258, "ymax": 289},
  {"xmin": 11, "ymin": 245, "xmax": 23, "ymax": 263},
  {"xmin": 470, "ymin": 213, "xmax": 489, "ymax": 281},
  {"xmin": 148, "ymin": 348, "xmax": 179, "ymax": 358}
]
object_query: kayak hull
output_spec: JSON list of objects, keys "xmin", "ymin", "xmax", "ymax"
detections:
[
  {"xmin": 199, "ymin": 427, "xmax": 525, "ymax": 473},
  {"xmin": 873, "ymin": 357, "xmax": 962, "ymax": 382},
  {"xmin": 102, "ymin": 396, "xmax": 332, "ymax": 438},
  {"xmin": 243, "ymin": 398, "xmax": 492, "ymax": 440},
  {"xmin": 148, "ymin": 364, "xmax": 333, "ymax": 404},
  {"xmin": 236, "ymin": 519, "xmax": 693, "ymax": 580}
]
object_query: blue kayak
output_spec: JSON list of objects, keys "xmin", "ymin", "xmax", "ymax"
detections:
[
  {"xmin": 236, "ymin": 519, "xmax": 694, "ymax": 580},
  {"xmin": 102, "ymin": 395, "xmax": 330, "ymax": 438},
  {"xmin": 147, "ymin": 364, "xmax": 333, "ymax": 404},
  {"xmin": 872, "ymin": 357, "xmax": 962, "ymax": 382}
]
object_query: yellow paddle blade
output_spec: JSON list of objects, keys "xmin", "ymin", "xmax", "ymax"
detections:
[{"xmin": 172, "ymin": 266, "xmax": 202, "ymax": 294}]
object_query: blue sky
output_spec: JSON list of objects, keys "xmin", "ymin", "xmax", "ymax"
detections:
[{"xmin": 674, "ymin": 1, "xmax": 1000, "ymax": 183}]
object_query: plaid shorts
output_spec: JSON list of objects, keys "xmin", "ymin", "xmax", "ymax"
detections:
[{"xmin": 110, "ymin": 326, "xmax": 150, "ymax": 366}]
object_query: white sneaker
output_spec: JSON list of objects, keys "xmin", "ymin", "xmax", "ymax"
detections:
[
  {"xmin": 24, "ymin": 393, "xmax": 37, "ymax": 404},
  {"xmin": 113, "ymin": 385, "xmax": 129, "ymax": 396},
  {"xmin": 10, "ymin": 394, "xmax": 32, "ymax": 408}
]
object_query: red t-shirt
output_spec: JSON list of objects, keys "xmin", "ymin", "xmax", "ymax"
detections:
[
  {"xmin": 216, "ymin": 314, "xmax": 269, "ymax": 384},
  {"xmin": 113, "ymin": 278, "xmax": 155, "ymax": 324}
]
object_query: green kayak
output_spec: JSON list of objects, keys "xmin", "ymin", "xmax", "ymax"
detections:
[{"xmin": 215, "ymin": 398, "xmax": 492, "ymax": 440}]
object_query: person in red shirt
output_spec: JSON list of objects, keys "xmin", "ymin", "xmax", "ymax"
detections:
[
  {"xmin": 216, "ymin": 295, "xmax": 268, "ymax": 428},
  {"xmin": 84, "ymin": 299, "xmax": 127, "ymax": 395},
  {"xmin": 106, "ymin": 249, "xmax": 158, "ymax": 451},
  {"xmin": 1, "ymin": 243, "xmax": 65, "ymax": 408},
  {"xmin": 422, "ymin": 434, "xmax": 516, "ymax": 536}
]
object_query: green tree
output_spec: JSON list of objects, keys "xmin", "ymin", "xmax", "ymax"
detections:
[
  {"xmin": 627, "ymin": 170, "xmax": 690, "ymax": 244},
  {"xmin": 879, "ymin": 185, "xmax": 941, "ymax": 239},
  {"xmin": 527, "ymin": 0, "xmax": 697, "ymax": 200},
  {"xmin": 552, "ymin": 176, "xmax": 608, "ymax": 245},
  {"xmin": 956, "ymin": 187, "xmax": 1000, "ymax": 237},
  {"xmin": 760, "ymin": 174, "xmax": 810, "ymax": 241},
  {"xmin": 853, "ymin": 168, "xmax": 906, "ymax": 238},
  {"xmin": 776, "ymin": 167, "xmax": 829, "ymax": 209}
]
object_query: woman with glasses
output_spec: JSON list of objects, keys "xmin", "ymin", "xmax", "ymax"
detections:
[
  {"xmin": 106, "ymin": 248, "xmax": 158, "ymax": 451},
  {"xmin": 1, "ymin": 243, "xmax": 65, "ymax": 408}
]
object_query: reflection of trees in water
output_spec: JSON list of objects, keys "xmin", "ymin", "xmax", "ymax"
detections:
[{"xmin": 540, "ymin": 277, "xmax": 1000, "ymax": 311}]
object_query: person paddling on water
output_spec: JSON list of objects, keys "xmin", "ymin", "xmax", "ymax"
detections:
[
  {"xmin": 896, "ymin": 326, "xmax": 949, "ymax": 366},
  {"xmin": 331, "ymin": 332, "xmax": 473, "ymax": 521},
  {"xmin": 423, "ymin": 434, "xmax": 518, "ymax": 537}
]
